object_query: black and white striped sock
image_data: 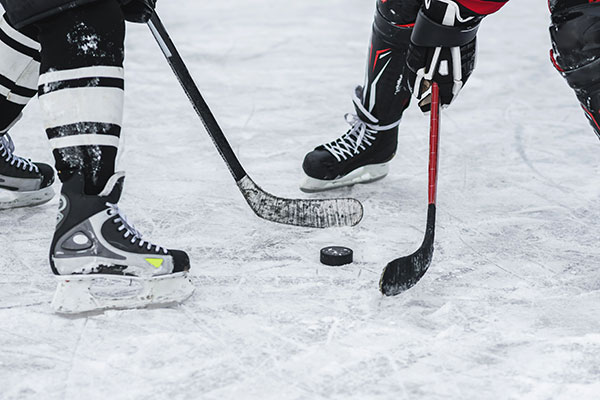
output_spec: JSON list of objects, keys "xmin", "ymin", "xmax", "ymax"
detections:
[
  {"xmin": 0, "ymin": 14, "xmax": 40, "ymax": 133},
  {"xmin": 39, "ymin": 65, "xmax": 124, "ymax": 151},
  {"xmin": 38, "ymin": 64, "xmax": 125, "ymax": 193},
  {"xmin": 34, "ymin": 1, "xmax": 126, "ymax": 194}
]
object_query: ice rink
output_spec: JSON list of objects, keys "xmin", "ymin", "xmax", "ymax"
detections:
[{"xmin": 1, "ymin": 1, "xmax": 599, "ymax": 399}]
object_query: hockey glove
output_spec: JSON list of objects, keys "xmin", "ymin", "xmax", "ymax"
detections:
[
  {"xmin": 406, "ymin": 0, "xmax": 482, "ymax": 112},
  {"xmin": 120, "ymin": 0, "xmax": 157, "ymax": 23}
]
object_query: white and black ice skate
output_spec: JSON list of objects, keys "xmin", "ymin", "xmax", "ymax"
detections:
[
  {"xmin": 300, "ymin": 87, "xmax": 400, "ymax": 192},
  {"xmin": 50, "ymin": 171, "xmax": 194, "ymax": 314},
  {"xmin": 0, "ymin": 134, "xmax": 55, "ymax": 209}
]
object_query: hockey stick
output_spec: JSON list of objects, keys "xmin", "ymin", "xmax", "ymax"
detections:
[
  {"xmin": 147, "ymin": 13, "xmax": 363, "ymax": 228},
  {"xmin": 379, "ymin": 82, "xmax": 440, "ymax": 296}
]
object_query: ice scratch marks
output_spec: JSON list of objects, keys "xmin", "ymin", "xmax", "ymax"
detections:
[
  {"xmin": 63, "ymin": 318, "xmax": 88, "ymax": 400},
  {"xmin": 504, "ymin": 99, "xmax": 572, "ymax": 194},
  {"xmin": 325, "ymin": 318, "xmax": 340, "ymax": 345},
  {"xmin": 0, "ymin": 301, "xmax": 46, "ymax": 310},
  {"xmin": 440, "ymin": 207, "xmax": 554, "ymax": 286}
]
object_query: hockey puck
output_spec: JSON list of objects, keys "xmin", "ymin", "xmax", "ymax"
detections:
[{"xmin": 320, "ymin": 246, "xmax": 353, "ymax": 266}]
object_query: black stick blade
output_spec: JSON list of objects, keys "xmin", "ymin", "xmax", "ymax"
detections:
[
  {"xmin": 238, "ymin": 176, "xmax": 364, "ymax": 228},
  {"xmin": 379, "ymin": 204, "xmax": 436, "ymax": 296}
]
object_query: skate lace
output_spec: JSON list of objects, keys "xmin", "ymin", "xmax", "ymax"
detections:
[
  {"xmin": 0, "ymin": 135, "xmax": 39, "ymax": 173},
  {"xmin": 324, "ymin": 114, "xmax": 378, "ymax": 162},
  {"xmin": 323, "ymin": 94, "xmax": 401, "ymax": 163},
  {"xmin": 106, "ymin": 203, "xmax": 168, "ymax": 254}
]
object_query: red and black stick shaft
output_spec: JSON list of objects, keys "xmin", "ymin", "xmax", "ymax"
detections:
[
  {"xmin": 379, "ymin": 82, "xmax": 441, "ymax": 296},
  {"xmin": 428, "ymin": 82, "xmax": 440, "ymax": 206}
]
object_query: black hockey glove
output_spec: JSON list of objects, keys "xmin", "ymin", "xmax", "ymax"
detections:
[
  {"xmin": 119, "ymin": 0, "xmax": 157, "ymax": 23},
  {"xmin": 406, "ymin": 0, "xmax": 483, "ymax": 112}
]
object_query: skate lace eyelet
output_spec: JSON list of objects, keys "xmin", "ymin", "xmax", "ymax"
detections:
[{"xmin": 103, "ymin": 202, "xmax": 166, "ymax": 254}]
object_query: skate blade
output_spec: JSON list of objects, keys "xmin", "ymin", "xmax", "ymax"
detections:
[
  {"xmin": 51, "ymin": 272, "xmax": 195, "ymax": 315},
  {"xmin": 300, "ymin": 163, "xmax": 389, "ymax": 193},
  {"xmin": 0, "ymin": 186, "xmax": 55, "ymax": 210}
]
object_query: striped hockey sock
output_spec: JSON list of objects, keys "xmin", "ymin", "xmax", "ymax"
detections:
[
  {"xmin": 34, "ymin": 1, "xmax": 126, "ymax": 194},
  {"xmin": 0, "ymin": 14, "xmax": 39, "ymax": 133},
  {"xmin": 38, "ymin": 65, "xmax": 125, "ymax": 191}
]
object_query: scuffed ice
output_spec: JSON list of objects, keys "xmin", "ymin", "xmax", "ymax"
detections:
[{"xmin": 0, "ymin": 1, "xmax": 599, "ymax": 399}]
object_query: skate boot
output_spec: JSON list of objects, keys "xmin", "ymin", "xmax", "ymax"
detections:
[
  {"xmin": 300, "ymin": 87, "xmax": 400, "ymax": 192},
  {"xmin": 50, "ymin": 171, "xmax": 194, "ymax": 314},
  {"xmin": 0, "ymin": 134, "xmax": 55, "ymax": 209},
  {"xmin": 301, "ymin": 2, "xmax": 415, "ymax": 192}
]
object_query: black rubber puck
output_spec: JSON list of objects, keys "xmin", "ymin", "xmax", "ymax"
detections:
[{"xmin": 320, "ymin": 246, "xmax": 353, "ymax": 266}]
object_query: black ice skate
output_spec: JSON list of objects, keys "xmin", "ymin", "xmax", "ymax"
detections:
[
  {"xmin": 50, "ymin": 171, "xmax": 194, "ymax": 314},
  {"xmin": 300, "ymin": 87, "xmax": 400, "ymax": 192},
  {"xmin": 0, "ymin": 134, "xmax": 55, "ymax": 209}
]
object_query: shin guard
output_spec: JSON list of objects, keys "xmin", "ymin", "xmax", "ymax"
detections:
[
  {"xmin": 550, "ymin": 1, "xmax": 600, "ymax": 139},
  {"xmin": 361, "ymin": 0, "xmax": 420, "ymax": 129}
]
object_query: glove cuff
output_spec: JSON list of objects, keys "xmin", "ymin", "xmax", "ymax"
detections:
[{"xmin": 411, "ymin": 9, "xmax": 479, "ymax": 47}]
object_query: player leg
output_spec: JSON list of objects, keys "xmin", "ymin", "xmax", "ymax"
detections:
[
  {"xmin": 300, "ymin": 0, "xmax": 420, "ymax": 192},
  {"xmin": 549, "ymin": 0, "xmax": 600, "ymax": 139},
  {"xmin": 0, "ymin": 15, "xmax": 55, "ymax": 209},
  {"xmin": 33, "ymin": 0, "xmax": 193, "ymax": 313}
]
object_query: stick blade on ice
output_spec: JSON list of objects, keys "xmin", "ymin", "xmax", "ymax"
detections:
[
  {"xmin": 239, "ymin": 176, "xmax": 363, "ymax": 228},
  {"xmin": 380, "ymin": 204, "xmax": 435, "ymax": 296}
]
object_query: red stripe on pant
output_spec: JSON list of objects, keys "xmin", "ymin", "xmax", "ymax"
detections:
[{"xmin": 456, "ymin": 0, "xmax": 509, "ymax": 15}]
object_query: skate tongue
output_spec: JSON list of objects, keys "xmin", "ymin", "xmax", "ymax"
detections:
[
  {"xmin": 0, "ymin": 134, "xmax": 15, "ymax": 152},
  {"xmin": 98, "ymin": 171, "xmax": 125, "ymax": 202}
]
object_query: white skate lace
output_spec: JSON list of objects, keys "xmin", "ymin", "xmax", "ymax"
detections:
[
  {"xmin": 324, "ymin": 114, "xmax": 379, "ymax": 162},
  {"xmin": 106, "ymin": 203, "xmax": 168, "ymax": 254},
  {"xmin": 0, "ymin": 134, "xmax": 39, "ymax": 173},
  {"xmin": 323, "ymin": 95, "xmax": 401, "ymax": 163}
]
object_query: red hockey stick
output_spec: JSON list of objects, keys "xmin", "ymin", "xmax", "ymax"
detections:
[{"xmin": 380, "ymin": 82, "xmax": 440, "ymax": 296}]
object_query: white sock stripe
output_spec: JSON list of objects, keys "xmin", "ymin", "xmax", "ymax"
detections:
[
  {"xmin": 49, "ymin": 134, "xmax": 120, "ymax": 150},
  {"xmin": 39, "ymin": 87, "xmax": 124, "ymax": 129},
  {"xmin": 0, "ymin": 83, "xmax": 30, "ymax": 105},
  {"xmin": 0, "ymin": 40, "xmax": 39, "ymax": 83},
  {"xmin": 0, "ymin": 15, "xmax": 41, "ymax": 51},
  {"xmin": 38, "ymin": 66, "xmax": 124, "ymax": 86},
  {"xmin": 14, "ymin": 59, "xmax": 40, "ymax": 92}
]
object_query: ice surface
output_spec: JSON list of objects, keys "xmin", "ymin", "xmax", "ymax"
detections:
[{"xmin": 1, "ymin": 1, "xmax": 599, "ymax": 399}]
